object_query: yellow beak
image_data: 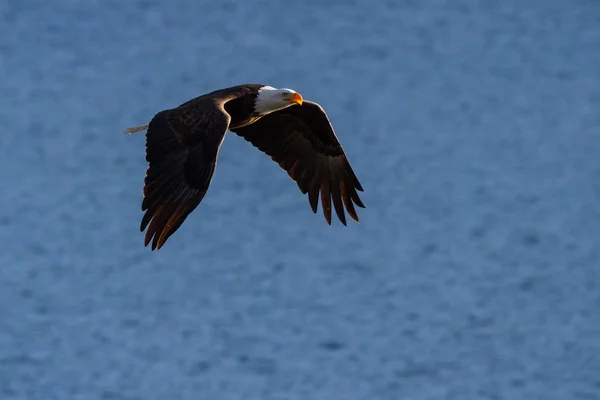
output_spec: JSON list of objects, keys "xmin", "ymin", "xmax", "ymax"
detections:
[{"xmin": 289, "ymin": 92, "xmax": 303, "ymax": 105}]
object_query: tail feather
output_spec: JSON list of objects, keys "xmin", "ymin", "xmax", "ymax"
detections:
[{"xmin": 124, "ymin": 124, "xmax": 149, "ymax": 134}]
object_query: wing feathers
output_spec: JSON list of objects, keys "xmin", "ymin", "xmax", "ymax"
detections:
[
  {"xmin": 134, "ymin": 101, "xmax": 229, "ymax": 250},
  {"xmin": 349, "ymin": 182, "xmax": 365, "ymax": 208},
  {"xmin": 231, "ymin": 101, "xmax": 365, "ymax": 225},
  {"xmin": 308, "ymin": 178, "xmax": 320, "ymax": 214},
  {"xmin": 328, "ymin": 158, "xmax": 347, "ymax": 226},
  {"xmin": 320, "ymin": 180, "xmax": 332, "ymax": 225},
  {"xmin": 330, "ymin": 182, "xmax": 346, "ymax": 226},
  {"xmin": 339, "ymin": 180, "xmax": 358, "ymax": 222}
]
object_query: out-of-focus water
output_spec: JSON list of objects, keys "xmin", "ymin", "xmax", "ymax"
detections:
[{"xmin": 0, "ymin": 0, "xmax": 599, "ymax": 399}]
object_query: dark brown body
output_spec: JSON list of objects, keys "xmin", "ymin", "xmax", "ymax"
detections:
[{"xmin": 126, "ymin": 84, "xmax": 365, "ymax": 250}]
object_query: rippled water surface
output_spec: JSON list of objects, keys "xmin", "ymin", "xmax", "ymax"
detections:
[{"xmin": 1, "ymin": 1, "xmax": 599, "ymax": 399}]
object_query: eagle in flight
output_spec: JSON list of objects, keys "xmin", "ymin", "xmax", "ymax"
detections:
[{"xmin": 125, "ymin": 84, "xmax": 365, "ymax": 250}]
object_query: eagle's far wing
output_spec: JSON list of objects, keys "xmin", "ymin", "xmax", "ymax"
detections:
[
  {"xmin": 137, "ymin": 99, "xmax": 231, "ymax": 250},
  {"xmin": 230, "ymin": 101, "xmax": 365, "ymax": 225}
]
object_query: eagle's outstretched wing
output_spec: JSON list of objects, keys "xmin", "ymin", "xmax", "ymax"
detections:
[
  {"xmin": 131, "ymin": 99, "xmax": 230, "ymax": 250},
  {"xmin": 231, "ymin": 101, "xmax": 365, "ymax": 225}
]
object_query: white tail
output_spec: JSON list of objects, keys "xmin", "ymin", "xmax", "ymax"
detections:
[{"xmin": 124, "ymin": 124, "xmax": 149, "ymax": 134}]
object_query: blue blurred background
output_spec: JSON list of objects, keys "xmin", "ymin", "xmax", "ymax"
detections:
[{"xmin": 1, "ymin": 0, "xmax": 599, "ymax": 399}]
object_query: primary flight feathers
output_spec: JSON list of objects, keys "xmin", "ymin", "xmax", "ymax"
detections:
[{"xmin": 125, "ymin": 84, "xmax": 365, "ymax": 250}]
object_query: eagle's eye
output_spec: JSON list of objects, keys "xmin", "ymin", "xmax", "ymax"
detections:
[{"xmin": 282, "ymin": 93, "xmax": 289, "ymax": 97}]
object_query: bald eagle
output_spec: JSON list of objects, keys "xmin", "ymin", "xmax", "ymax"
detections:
[{"xmin": 125, "ymin": 84, "xmax": 365, "ymax": 250}]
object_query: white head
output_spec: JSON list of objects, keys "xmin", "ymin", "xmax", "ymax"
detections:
[{"xmin": 254, "ymin": 86, "xmax": 303, "ymax": 115}]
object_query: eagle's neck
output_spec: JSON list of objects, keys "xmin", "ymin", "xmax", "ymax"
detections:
[{"xmin": 224, "ymin": 91, "xmax": 263, "ymax": 129}]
